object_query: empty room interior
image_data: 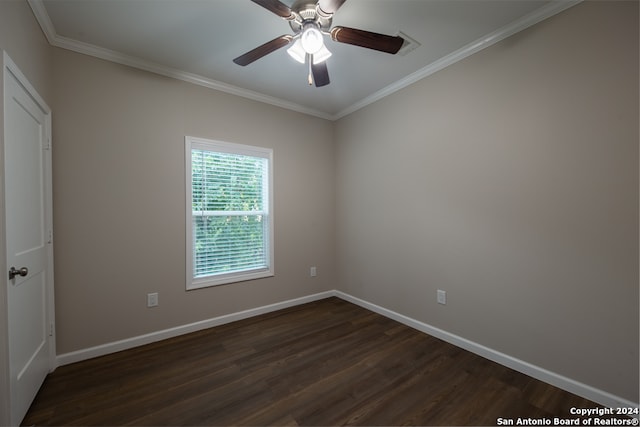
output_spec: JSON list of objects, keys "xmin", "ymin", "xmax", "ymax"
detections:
[{"xmin": 0, "ymin": 0, "xmax": 638, "ymax": 425}]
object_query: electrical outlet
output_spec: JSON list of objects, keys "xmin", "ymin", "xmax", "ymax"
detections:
[
  {"xmin": 147, "ymin": 292, "xmax": 158, "ymax": 308},
  {"xmin": 310, "ymin": 266, "xmax": 317, "ymax": 277},
  {"xmin": 437, "ymin": 290, "xmax": 446, "ymax": 305}
]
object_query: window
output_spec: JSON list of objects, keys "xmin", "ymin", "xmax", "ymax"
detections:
[{"xmin": 185, "ymin": 136, "xmax": 273, "ymax": 289}]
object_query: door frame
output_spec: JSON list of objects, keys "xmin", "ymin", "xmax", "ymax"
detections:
[{"xmin": 0, "ymin": 50, "xmax": 55, "ymax": 426}]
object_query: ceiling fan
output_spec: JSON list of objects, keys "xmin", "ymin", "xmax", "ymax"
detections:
[{"xmin": 233, "ymin": 0, "xmax": 405, "ymax": 87}]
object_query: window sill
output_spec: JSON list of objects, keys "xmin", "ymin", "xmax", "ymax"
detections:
[{"xmin": 187, "ymin": 268, "xmax": 274, "ymax": 290}]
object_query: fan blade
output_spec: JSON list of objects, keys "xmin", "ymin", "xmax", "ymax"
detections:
[
  {"xmin": 250, "ymin": 0, "xmax": 294, "ymax": 19},
  {"xmin": 330, "ymin": 26, "xmax": 404, "ymax": 54},
  {"xmin": 312, "ymin": 61, "xmax": 330, "ymax": 87},
  {"xmin": 233, "ymin": 35, "xmax": 293, "ymax": 66},
  {"xmin": 317, "ymin": 0, "xmax": 347, "ymax": 16}
]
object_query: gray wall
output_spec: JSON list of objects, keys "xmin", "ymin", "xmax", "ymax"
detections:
[
  {"xmin": 334, "ymin": 1, "xmax": 638, "ymax": 402},
  {"xmin": 51, "ymin": 49, "xmax": 336, "ymax": 354},
  {"xmin": 0, "ymin": 0, "xmax": 52, "ymax": 101}
]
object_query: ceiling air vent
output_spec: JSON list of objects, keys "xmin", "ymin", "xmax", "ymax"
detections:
[{"xmin": 396, "ymin": 31, "xmax": 420, "ymax": 56}]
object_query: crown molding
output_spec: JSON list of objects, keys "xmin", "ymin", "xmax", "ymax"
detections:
[
  {"xmin": 331, "ymin": 0, "xmax": 582, "ymax": 120},
  {"xmin": 55, "ymin": 34, "xmax": 334, "ymax": 120},
  {"xmin": 29, "ymin": 0, "xmax": 581, "ymax": 122},
  {"xmin": 28, "ymin": 0, "xmax": 56, "ymax": 45}
]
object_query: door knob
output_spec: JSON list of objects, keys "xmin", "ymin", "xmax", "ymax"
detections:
[{"xmin": 8, "ymin": 267, "xmax": 28, "ymax": 280}]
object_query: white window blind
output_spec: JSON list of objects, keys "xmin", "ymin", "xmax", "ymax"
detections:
[{"xmin": 186, "ymin": 137, "xmax": 273, "ymax": 289}]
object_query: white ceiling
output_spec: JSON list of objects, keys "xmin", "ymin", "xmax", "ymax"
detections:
[{"xmin": 29, "ymin": 0, "xmax": 579, "ymax": 120}]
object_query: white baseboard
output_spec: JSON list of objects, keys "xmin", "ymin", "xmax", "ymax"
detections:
[
  {"xmin": 56, "ymin": 291, "xmax": 334, "ymax": 367},
  {"xmin": 56, "ymin": 289, "xmax": 638, "ymax": 409},
  {"xmin": 334, "ymin": 291, "xmax": 639, "ymax": 409}
]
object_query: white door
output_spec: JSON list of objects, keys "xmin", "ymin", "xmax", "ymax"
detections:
[{"xmin": 3, "ymin": 54, "xmax": 54, "ymax": 426}]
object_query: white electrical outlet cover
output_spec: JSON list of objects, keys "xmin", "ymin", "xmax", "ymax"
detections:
[{"xmin": 147, "ymin": 293, "xmax": 158, "ymax": 307}]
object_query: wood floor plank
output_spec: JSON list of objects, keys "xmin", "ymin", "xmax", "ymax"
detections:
[{"xmin": 22, "ymin": 297, "xmax": 609, "ymax": 426}]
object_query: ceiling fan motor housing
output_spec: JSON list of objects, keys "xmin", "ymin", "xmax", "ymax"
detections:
[{"xmin": 289, "ymin": 1, "xmax": 333, "ymax": 33}]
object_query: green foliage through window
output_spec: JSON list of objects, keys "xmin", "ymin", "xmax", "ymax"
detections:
[{"xmin": 190, "ymin": 144, "xmax": 271, "ymax": 282}]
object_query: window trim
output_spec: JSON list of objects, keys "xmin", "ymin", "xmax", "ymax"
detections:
[{"xmin": 185, "ymin": 136, "xmax": 274, "ymax": 290}]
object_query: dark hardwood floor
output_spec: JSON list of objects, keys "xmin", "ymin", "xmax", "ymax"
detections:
[{"xmin": 23, "ymin": 297, "xmax": 606, "ymax": 426}]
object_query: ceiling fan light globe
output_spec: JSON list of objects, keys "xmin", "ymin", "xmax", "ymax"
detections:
[
  {"xmin": 312, "ymin": 45, "xmax": 332, "ymax": 64},
  {"xmin": 287, "ymin": 39, "xmax": 306, "ymax": 63},
  {"xmin": 301, "ymin": 26, "xmax": 324, "ymax": 54}
]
